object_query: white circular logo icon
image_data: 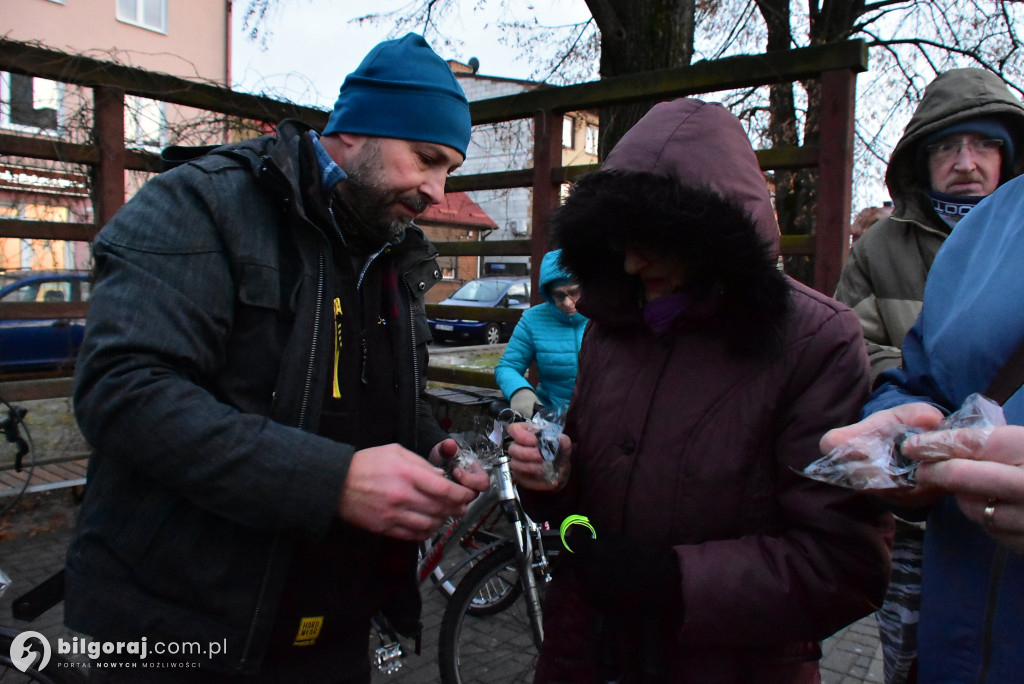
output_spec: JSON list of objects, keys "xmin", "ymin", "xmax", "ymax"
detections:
[{"xmin": 9, "ymin": 630, "xmax": 51, "ymax": 673}]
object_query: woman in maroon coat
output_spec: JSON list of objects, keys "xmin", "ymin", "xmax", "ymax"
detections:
[{"xmin": 508, "ymin": 98, "xmax": 893, "ymax": 683}]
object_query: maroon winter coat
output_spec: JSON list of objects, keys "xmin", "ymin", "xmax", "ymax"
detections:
[{"xmin": 531, "ymin": 99, "xmax": 893, "ymax": 682}]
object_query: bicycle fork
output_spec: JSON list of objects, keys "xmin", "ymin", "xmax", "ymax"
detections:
[{"xmin": 495, "ymin": 452, "xmax": 547, "ymax": 647}]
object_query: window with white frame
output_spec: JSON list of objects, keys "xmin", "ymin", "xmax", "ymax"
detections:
[
  {"xmin": 562, "ymin": 115, "xmax": 576, "ymax": 149},
  {"xmin": 0, "ymin": 73, "xmax": 61, "ymax": 131},
  {"xmin": 585, "ymin": 124, "xmax": 599, "ymax": 156},
  {"xmin": 125, "ymin": 95, "xmax": 166, "ymax": 149},
  {"xmin": 117, "ymin": 0, "xmax": 167, "ymax": 33}
]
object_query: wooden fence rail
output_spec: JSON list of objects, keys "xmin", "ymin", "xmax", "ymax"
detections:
[{"xmin": 0, "ymin": 36, "xmax": 867, "ymax": 399}]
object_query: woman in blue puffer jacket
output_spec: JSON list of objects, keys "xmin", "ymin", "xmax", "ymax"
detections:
[{"xmin": 495, "ymin": 249, "xmax": 588, "ymax": 417}]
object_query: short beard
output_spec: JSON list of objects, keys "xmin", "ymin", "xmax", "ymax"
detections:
[{"xmin": 341, "ymin": 140, "xmax": 428, "ymax": 243}]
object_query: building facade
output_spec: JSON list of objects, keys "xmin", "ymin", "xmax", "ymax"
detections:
[
  {"xmin": 2, "ymin": 0, "xmax": 232, "ymax": 270},
  {"xmin": 451, "ymin": 60, "xmax": 598, "ymax": 278}
]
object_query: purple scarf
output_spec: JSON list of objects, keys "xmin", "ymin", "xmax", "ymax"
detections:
[{"xmin": 643, "ymin": 291, "xmax": 699, "ymax": 335}]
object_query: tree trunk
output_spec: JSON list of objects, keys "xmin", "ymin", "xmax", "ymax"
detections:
[{"xmin": 585, "ymin": 0, "xmax": 696, "ymax": 158}]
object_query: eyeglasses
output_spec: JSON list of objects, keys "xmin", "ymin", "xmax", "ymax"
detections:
[
  {"xmin": 926, "ymin": 137, "xmax": 1003, "ymax": 164},
  {"xmin": 550, "ymin": 286, "xmax": 581, "ymax": 302}
]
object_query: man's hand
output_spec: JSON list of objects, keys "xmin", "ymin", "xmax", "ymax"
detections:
[
  {"xmin": 819, "ymin": 402, "xmax": 946, "ymax": 453},
  {"xmin": 506, "ymin": 421, "xmax": 571, "ymax": 492},
  {"xmin": 337, "ymin": 443, "xmax": 485, "ymax": 541},
  {"xmin": 429, "ymin": 438, "xmax": 491, "ymax": 492},
  {"xmin": 906, "ymin": 425, "xmax": 1024, "ymax": 554},
  {"xmin": 819, "ymin": 402, "xmax": 947, "ymax": 507}
]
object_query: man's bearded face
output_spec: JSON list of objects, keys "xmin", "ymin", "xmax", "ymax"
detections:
[{"xmin": 342, "ymin": 139, "xmax": 429, "ymax": 242}]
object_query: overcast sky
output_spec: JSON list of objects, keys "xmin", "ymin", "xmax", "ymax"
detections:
[{"xmin": 230, "ymin": 0, "xmax": 591, "ymax": 110}]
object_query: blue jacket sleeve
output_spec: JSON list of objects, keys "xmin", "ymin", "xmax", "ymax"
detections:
[{"xmin": 495, "ymin": 311, "xmax": 538, "ymax": 401}]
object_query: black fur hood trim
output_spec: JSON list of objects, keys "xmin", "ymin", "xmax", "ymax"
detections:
[{"xmin": 551, "ymin": 169, "xmax": 792, "ymax": 358}]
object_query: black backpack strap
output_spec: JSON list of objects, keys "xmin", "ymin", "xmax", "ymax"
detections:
[{"xmin": 985, "ymin": 339, "xmax": 1024, "ymax": 405}]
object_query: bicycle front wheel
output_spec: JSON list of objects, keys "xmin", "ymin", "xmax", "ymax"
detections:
[{"xmin": 437, "ymin": 534, "xmax": 561, "ymax": 684}]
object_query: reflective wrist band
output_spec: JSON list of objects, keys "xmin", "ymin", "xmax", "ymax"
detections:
[{"xmin": 560, "ymin": 514, "xmax": 596, "ymax": 553}]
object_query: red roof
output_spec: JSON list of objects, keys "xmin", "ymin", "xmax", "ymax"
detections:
[{"xmin": 418, "ymin": 191, "xmax": 497, "ymax": 229}]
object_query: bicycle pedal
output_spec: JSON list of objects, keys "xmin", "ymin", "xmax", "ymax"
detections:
[{"xmin": 374, "ymin": 641, "xmax": 404, "ymax": 675}]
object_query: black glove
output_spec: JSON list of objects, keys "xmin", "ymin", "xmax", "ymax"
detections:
[{"xmin": 563, "ymin": 529, "xmax": 684, "ymax": 618}]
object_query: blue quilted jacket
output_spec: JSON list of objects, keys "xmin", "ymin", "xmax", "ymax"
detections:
[{"xmin": 494, "ymin": 249, "xmax": 587, "ymax": 412}]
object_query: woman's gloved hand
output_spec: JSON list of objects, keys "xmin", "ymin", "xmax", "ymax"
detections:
[
  {"xmin": 564, "ymin": 529, "xmax": 684, "ymax": 618},
  {"xmin": 510, "ymin": 388, "xmax": 540, "ymax": 419}
]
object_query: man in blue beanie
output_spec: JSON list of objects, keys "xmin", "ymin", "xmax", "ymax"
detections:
[
  {"xmin": 65, "ymin": 33, "xmax": 488, "ymax": 683},
  {"xmin": 834, "ymin": 68, "xmax": 1024, "ymax": 684}
]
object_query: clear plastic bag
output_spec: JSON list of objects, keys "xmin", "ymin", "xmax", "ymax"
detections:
[
  {"xmin": 800, "ymin": 393, "xmax": 1006, "ymax": 490},
  {"xmin": 493, "ymin": 404, "xmax": 567, "ymax": 484},
  {"xmin": 529, "ymin": 405, "xmax": 566, "ymax": 484},
  {"xmin": 445, "ymin": 415, "xmax": 503, "ymax": 478}
]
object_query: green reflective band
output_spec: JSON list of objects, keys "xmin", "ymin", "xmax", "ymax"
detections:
[{"xmin": 560, "ymin": 514, "xmax": 596, "ymax": 553}]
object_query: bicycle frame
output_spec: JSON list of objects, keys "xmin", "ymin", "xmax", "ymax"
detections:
[{"xmin": 417, "ymin": 484, "xmax": 503, "ymax": 589}]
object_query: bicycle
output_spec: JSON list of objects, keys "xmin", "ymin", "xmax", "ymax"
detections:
[
  {"xmin": 371, "ymin": 484, "xmax": 513, "ymax": 675},
  {"xmin": 434, "ymin": 412, "xmax": 564, "ymax": 684},
  {"xmin": 0, "ymin": 399, "xmax": 87, "ymax": 684},
  {"xmin": 371, "ymin": 413, "xmax": 544, "ymax": 675}
]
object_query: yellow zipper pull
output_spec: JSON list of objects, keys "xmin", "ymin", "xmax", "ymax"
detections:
[{"xmin": 333, "ymin": 298, "xmax": 343, "ymax": 399}]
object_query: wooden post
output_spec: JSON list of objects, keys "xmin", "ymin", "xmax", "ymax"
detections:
[
  {"xmin": 525, "ymin": 109, "xmax": 563, "ymax": 388},
  {"xmin": 530, "ymin": 109, "xmax": 561, "ymax": 306},
  {"xmin": 814, "ymin": 68, "xmax": 856, "ymax": 295},
  {"xmin": 93, "ymin": 85, "xmax": 126, "ymax": 227}
]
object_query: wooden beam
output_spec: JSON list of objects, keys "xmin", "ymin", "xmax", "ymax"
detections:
[
  {"xmin": 93, "ymin": 86, "xmax": 126, "ymax": 226},
  {"xmin": 0, "ymin": 38, "xmax": 328, "ymax": 128},
  {"xmin": 0, "ymin": 132, "xmax": 160, "ymax": 172},
  {"xmin": 0, "ymin": 377, "xmax": 75, "ymax": 401},
  {"xmin": 426, "ymin": 367, "xmax": 499, "ymax": 389},
  {"xmin": 530, "ymin": 110, "xmax": 560, "ymax": 305},
  {"xmin": 425, "ymin": 304, "xmax": 524, "ymax": 323},
  {"xmin": 0, "ymin": 219, "xmax": 98, "ymax": 242},
  {"xmin": 469, "ymin": 41, "xmax": 869, "ymax": 124},
  {"xmin": 433, "ymin": 240, "xmax": 532, "ymax": 257},
  {"xmin": 814, "ymin": 68, "xmax": 857, "ymax": 295},
  {"xmin": 0, "ymin": 302, "xmax": 89, "ymax": 320}
]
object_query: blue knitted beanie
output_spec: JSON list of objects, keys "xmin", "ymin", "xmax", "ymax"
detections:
[
  {"xmin": 322, "ymin": 34, "xmax": 471, "ymax": 157},
  {"xmin": 920, "ymin": 117, "xmax": 1015, "ymax": 182}
]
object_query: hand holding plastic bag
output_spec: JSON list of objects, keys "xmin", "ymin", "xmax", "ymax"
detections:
[
  {"xmin": 801, "ymin": 393, "xmax": 1005, "ymax": 490},
  {"xmin": 495, "ymin": 403, "xmax": 567, "ymax": 485}
]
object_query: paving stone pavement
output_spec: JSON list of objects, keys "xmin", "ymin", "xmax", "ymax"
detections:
[{"xmin": 1, "ymin": 489, "xmax": 884, "ymax": 683}]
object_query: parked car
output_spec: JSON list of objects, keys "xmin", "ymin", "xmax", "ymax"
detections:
[
  {"xmin": 0, "ymin": 270, "xmax": 92, "ymax": 373},
  {"xmin": 429, "ymin": 276, "xmax": 530, "ymax": 345}
]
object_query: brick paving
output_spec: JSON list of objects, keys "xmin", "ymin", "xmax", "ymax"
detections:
[{"xmin": 2, "ymin": 488, "xmax": 883, "ymax": 683}]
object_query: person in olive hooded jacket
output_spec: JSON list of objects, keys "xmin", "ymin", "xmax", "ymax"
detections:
[
  {"xmin": 835, "ymin": 69, "xmax": 1024, "ymax": 386},
  {"xmin": 506, "ymin": 98, "xmax": 893, "ymax": 683}
]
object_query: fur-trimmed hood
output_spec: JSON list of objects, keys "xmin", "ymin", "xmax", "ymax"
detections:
[{"xmin": 551, "ymin": 98, "xmax": 790, "ymax": 357}]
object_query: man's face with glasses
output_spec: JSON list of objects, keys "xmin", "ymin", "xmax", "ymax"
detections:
[
  {"xmin": 927, "ymin": 132, "xmax": 1004, "ymax": 197},
  {"xmin": 549, "ymin": 283, "xmax": 581, "ymax": 316}
]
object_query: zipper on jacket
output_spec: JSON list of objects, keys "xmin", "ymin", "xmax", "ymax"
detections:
[
  {"xmin": 406, "ymin": 276, "xmax": 421, "ymax": 454},
  {"xmin": 355, "ymin": 243, "xmax": 391, "ymax": 386},
  {"xmin": 978, "ymin": 546, "xmax": 1008, "ymax": 682},
  {"xmin": 333, "ymin": 298, "xmax": 343, "ymax": 399},
  {"xmin": 298, "ymin": 247, "xmax": 326, "ymax": 431}
]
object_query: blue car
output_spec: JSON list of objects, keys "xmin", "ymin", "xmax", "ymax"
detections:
[
  {"xmin": 429, "ymin": 276, "xmax": 530, "ymax": 345},
  {"xmin": 0, "ymin": 270, "xmax": 92, "ymax": 373}
]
